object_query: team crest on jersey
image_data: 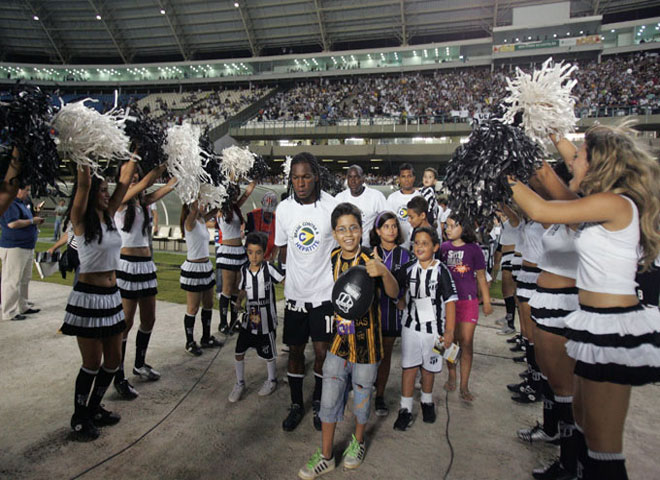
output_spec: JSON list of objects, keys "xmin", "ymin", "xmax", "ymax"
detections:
[
  {"xmin": 398, "ymin": 206, "xmax": 408, "ymax": 219},
  {"xmin": 293, "ymin": 221, "xmax": 321, "ymax": 254}
]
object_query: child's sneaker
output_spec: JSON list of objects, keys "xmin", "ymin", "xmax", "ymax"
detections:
[
  {"xmin": 342, "ymin": 434, "xmax": 366, "ymax": 470},
  {"xmin": 298, "ymin": 448, "xmax": 335, "ymax": 479},
  {"xmin": 393, "ymin": 408, "xmax": 414, "ymax": 431},
  {"xmin": 374, "ymin": 396, "xmax": 389, "ymax": 417},
  {"xmin": 258, "ymin": 379, "xmax": 277, "ymax": 396},
  {"xmin": 421, "ymin": 402, "xmax": 436, "ymax": 423},
  {"xmin": 228, "ymin": 382, "xmax": 245, "ymax": 402}
]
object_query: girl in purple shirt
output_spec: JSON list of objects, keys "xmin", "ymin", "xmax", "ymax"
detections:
[{"xmin": 440, "ymin": 213, "xmax": 492, "ymax": 402}]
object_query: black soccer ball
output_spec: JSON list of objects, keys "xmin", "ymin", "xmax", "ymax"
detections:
[{"xmin": 331, "ymin": 265, "xmax": 375, "ymax": 321}]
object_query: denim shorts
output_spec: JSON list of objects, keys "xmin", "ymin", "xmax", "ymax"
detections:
[{"xmin": 319, "ymin": 352, "xmax": 379, "ymax": 425}]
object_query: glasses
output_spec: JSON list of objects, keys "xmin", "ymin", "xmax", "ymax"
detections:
[{"xmin": 335, "ymin": 225, "xmax": 361, "ymax": 236}]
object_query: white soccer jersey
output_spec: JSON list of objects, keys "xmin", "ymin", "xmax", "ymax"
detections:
[
  {"xmin": 335, "ymin": 186, "xmax": 387, "ymax": 246},
  {"xmin": 386, "ymin": 189, "xmax": 421, "ymax": 249},
  {"xmin": 275, "ymin": 191, "xmax": 338, "ymax": 304}
]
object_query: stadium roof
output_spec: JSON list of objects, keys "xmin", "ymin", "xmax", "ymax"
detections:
[{"xmin": 1, "ymin": 0, "xmax": 659, "ymax": 65}]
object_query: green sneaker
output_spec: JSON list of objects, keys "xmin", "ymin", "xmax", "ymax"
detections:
[
  {"xmin": 342, "ymin": 434, "xmax": 366, "ymax": 470},
  {"xmin": 298, "ymin": 448, "xmax": 335, "ymax": 479}
]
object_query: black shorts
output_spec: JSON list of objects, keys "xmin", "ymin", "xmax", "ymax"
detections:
[
  {"xmin": 283, "ymin": 300, "xmax": 334, "ymax": 345},
  {"xmin": 235, "ymin": 329, "xmax": 277, "ymax": 360}
]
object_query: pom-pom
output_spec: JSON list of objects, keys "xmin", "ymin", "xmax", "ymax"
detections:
[
  {"xmin": 199, "ymin": 182, "xmax": 228, "ymax": 210},
  {"xmin": 220, "ymin": 145, "xmax": 254, "ymax": 181},
  {"xmin": 500, "ymin": 58, "xmax": 578, "ymax": 150},
  {"xmin": 52, "ymin": 95, "xmax": 134, "ymax": 174},
  {"xmin": 444, "ymin": 118, "xmax": 543, "ymax": 225},
  {"xmin": 319, "ymin": 164, "xmax": 344, "ymax": 196},
  {"xmin": 198, "ymin": 131, "xmax": 229, "ymax": 209},
  {"xmin": 164, "ymin": 123, "xmax": 210, "ymax": 204},
  {"xmin": 282, "ymin": 155, "xmax": 293, "ymax": 181},
  {"xmin": 0, "ymin": 85, "xmax": 61, "ymax": 196},
  {"xmin": 246, "ymin": 154, "xmax": 270, "ymax": 182},
  {"xmin": 124, "ymin": 109, "xmax": 167, "ymax": 175}
]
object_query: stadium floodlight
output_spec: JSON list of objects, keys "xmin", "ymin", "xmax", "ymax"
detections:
[
  {"xmin": 234, "ymin": 2, "xmax": 239, "ymax": 7},
  {"xmin": 96, "ymin": 14, "xmax": 102, "ymax": 20},
  {"xmin": 611, "ymin": 29, "xmax": 615, "ymax": 32},
  {"xmin": 553, "ymin": 34, "xmax": 557, "ymax": 38},
  {"xmin": 33, "ymin": 15, "xmax": 39, "ymax": 21},
  {"xmin": 579, "ymin": 30, "xmax": 583, "ymax": 34},
  {"xmin": 527, "ymin": 36, "xmax": 531, "ymax": 40},
  {"xmin": 160, "ymin": 9, "xmax": 166, "ymax": 14},
  {"xmin": 504, "ymin": 39, "xmax": 507, "ymax": 43},
  {"xmin": 566, "ymin": 32, "xmax": 570, "ymax": 36},
  {"xmin": 515, "ymin": 38, "xmax": 519, "ymax": 41}
]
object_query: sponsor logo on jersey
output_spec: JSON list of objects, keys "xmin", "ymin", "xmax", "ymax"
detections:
[
  {"xmin": 293, "ymin": 221, "xmax": 321, "ymax": 254},
  {"xmin": 397, "ymin": 206, "xmax": 408, "ymax": 220}
]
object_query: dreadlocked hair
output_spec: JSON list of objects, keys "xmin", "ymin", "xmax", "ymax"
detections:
[
  {"xmin": 64, "ymin": 175, "xmax": 116, "ymax": 245},
  {"xmin": 286, "ymin": 152, "xmax": 321, "ymax": 205}
]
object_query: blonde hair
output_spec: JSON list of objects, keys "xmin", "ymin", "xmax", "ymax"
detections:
[{"xmin": 581, "ymin": 121, "xmax": 660, "ymax": 269}]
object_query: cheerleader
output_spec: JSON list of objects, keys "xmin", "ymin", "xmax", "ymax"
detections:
[
  {"xmin": 60, "ymin": 161, "xmax": 135, "ymax": 440},
  {"xmin": 369, "ymin": 211, "xmax": 411, "ymax": 417},
  {"xmin": 180, "ymin": 200, "xmax": 221, "ymax": 355},
  {"xmin": 217, "ymin": 180, "xmax": 256, "ymax": 335},
  {"xmin": 492, "ymin": 206, "xmax": 522, "ymax": 336},
  {"xmin": 509, "ymin": 123, "xmax": 660, "ymax": 480},
  {"xmin": 112, "ymin": 165, "xmax": 177, "ymax": 399}
]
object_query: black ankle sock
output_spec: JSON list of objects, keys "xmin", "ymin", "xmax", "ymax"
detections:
[
  {"xmin": 219, "ymin": 295, "xmax": 229, "ymax": 328},
  {"xmin": 135, "ymin": 329, "xmax": 151, "ymax": 369},
  {"xmin": 201, "ymin": 308, "xmax": 212, "ymax": 339},
  {"xmin": 555, "ymin": 396, "xmax": 577, "ymax": 474},
  {"xmin": 288, "ymin": 374, "xmax": 304, "ymax": 406},
  {"xmin": 313, "ymin": 374, "xmax": 323, "ymax": 404},
  {"xmin": 74, "ymin": 367, "xmax": 98, "ymax": 416},
  {"xmin": 504, "ymin": 296, "xmax": 516, "ymax": 327},
  {"xmin": 184, "ymin": 314, "xmax": 195, "ymax": 343},
  {"xmin": 541, "ymin": 377, "xmax": 558, "ymax": 436},
  {"xmin": 587, "ymin": 451, "xmax": 628, "ymax": 480},
  {"xmin": 230, "ymin": 295, "xmax": 238, "ymax": 324},
  {"xmin": 87, "ymin": 366, "xmax": 116, "ymax": 411},
  {"xmin": 575, "ymin": 425, "xmax": 587, "ymax": 479}
]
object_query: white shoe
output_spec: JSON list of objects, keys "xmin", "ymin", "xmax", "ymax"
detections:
[
  {"xmin": 258, "ymin": 379, "xmax": 278, "ymax": 396},
  {"xmin": 497, "ymin": 325, "xmax": 516, "ymax": 335},
  {"xmin": 228, "ymin": 382, "xmax": 245, "ymax": 402},
  {"xmin": 133, "ymin": 364, "xmax": 161, "ymax": 381},
  {"xmin": 298, "ymin": 448, "xmax": 335, "ymax": 479},
  {"xmin": 495, "ymin": 316, "xmax": 507, "ymax": 326}
]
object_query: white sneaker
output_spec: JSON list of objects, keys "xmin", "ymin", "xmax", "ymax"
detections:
[
  {"xmin": 258, "ymin": 379, "xmax": 278, "ymax": 396},
  {"xmin": 495, "ymin": 316, "xmax": 507, "ymax": 326},
  {"xmin": 298, "ymin": 448, "xmax": 335, "ymax": 479},
  {"xmin": 133, "ymin": 364, "xmax": 161, "ymax": 381},
  {"xmin": 228, "ymin": 382, "xmax": 245, "ymax": 402},
  {"xmin": 497, "ymin": 325, "xmax": 516, "ymax": 335}
]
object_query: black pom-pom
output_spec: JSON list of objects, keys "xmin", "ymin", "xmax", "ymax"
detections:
[
  {"xmin": 124, "ymin": 109, "xmax": 167, "ymax": 176},
  {"xmin": 0, "ymin": 84, "xmax": 61, "ymax": 196},
  {"xmin": 319, "ymin": 165, "xmax": 344, "ymax": 196},
  {"xmin": 247, "ymin": 154, "xmax": 270, "ymax": 182},
  {"xmin": 444, "ymin": 118, "xmax": 543, "ymax": 226}
]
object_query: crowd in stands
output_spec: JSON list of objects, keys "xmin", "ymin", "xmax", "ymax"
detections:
[{"xmin": 252, "ymin": 52, "xmax": 660, "ymax": 125}]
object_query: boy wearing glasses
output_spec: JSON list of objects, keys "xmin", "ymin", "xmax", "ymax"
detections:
[{"xmin": 298, "ymin": 203, "xmax": 399, "ymax": 479}]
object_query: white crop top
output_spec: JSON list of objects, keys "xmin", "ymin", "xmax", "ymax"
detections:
[
  {"xmin": 521, "ymin": 221, "xmax": 545, "ymax": 264},
  {"xmin": 499, "ymin": 219, "xmax": 520, "ymax": 246},
  {"xmin": 185, "ymin": 219, "xmax": 210, "ymax": 261},
  {"xmin": 219, "ymin": 212, "xmax": 242, "ymax": 240},
  {"xmin": 575, "ymin": 196, "xmax": 640, "ymax": 295},
  {"xmin": 114, "ymin": 206, "xmax": 151, "ymax": 248},
  {"xmin": 538, "ymin": 224, "xmax": 578, "ymax": 279},
  {"xmin": 76, "ymin": 221, "xmax": 122, "ymax": 273}
]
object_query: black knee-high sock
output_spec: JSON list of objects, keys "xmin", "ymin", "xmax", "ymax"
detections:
[
  {"xmin": 184, "ymin": 314, "xmax": 195, "ymax": 343},
  {"xmin": 115, "ymin": 338, "xmax": 128, "ymax": 383},
  {"xmin": 135, "ymin": 328, "xmax": 151, "ymax": 369},
  {"xmin": 504, "ymin": 296, "xmax": 516, "ymax": 328},
  {"xmin": 313, "ymin": 373, "xmax": 323, "ymax": 405},
  {"xmin": 201, "ymin": 308, "xmax": 212, "ymax": 340},
  {"xmin": 575, "ymin": 424, "xmax": 588, "ymax": 479},
  {"xmin": 219, "ymin": 294, "xmax": 230, "ymax": 328},
  {"xmin": 288, "ymin": 373, "xmax": 304, "ymax": 406},
  {"xmin": 526, "ymin": 343, "xmax": 541, "ymax": 390},
  {"xmin": 74, "ymin": 367, "xmax": 98, "ymax": 416},
  {"xmin": 541, "ymin": 376, "xmax": 558, "ymax": 436},
  {"xmin": 556, "ymin": 395, "xmax": 577, "ymax": 474},
  {"xmin": 87, "ymin": 366, "xmax": 117, "ymax": 411},
  {"xmin": 586, "ymin": 451, "xmax": 628, "ymax": 480},
  {"xmin": 230, "ymin": 295, "xmax": 238, "ymax": 325}
]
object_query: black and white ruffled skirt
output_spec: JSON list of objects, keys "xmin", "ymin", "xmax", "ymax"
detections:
[
  {"xmin": 516, "ymin": 265, "xmax": 540, "ymax": 302},
  {"xmin": 565, "ymin": 303, "xmax": 660, "ymax": 386},
  {"xmin": 529, "ymin": 286, "xmax": 579, "ymax": 337},
  {"xmin": 215, "ymin": 244, "xmax": 247, "ymax": 271},
  {"xmin": 61, "ymin": 282, "xmax": 126, "ymax": 338},
  {"xmin": 180, "ymin": 260, "xmax": 216, "ymax": 292},
  {"xmin": 116, "ymin": 255, "xmax": 158, "ymax": 299},
  {"xmin": 501, "ymin": 251, "xmax": 515, "ymax": 272}
]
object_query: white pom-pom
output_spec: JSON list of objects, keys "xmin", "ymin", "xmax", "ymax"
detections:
[
  {"xmin": 199, "ymin": 182, "xmax": 228, "ymax": 210},
  {"xmin": 220, "ymin": 145, "xmax": 254, "ymax": 180},
  {"xmin": 163, "ymin": 123, "xmax": 210, "ymax": 204},
  {"xmin": 501, "ymin": 57, "xmax": 578, "ymax": 150},
  {"xmin": 282, "ymin": 155, "xmax": 293, "ymax": 181},
  {"xmin": 52, "ymin": 97, "xmax": 135, "ymax": 173}
]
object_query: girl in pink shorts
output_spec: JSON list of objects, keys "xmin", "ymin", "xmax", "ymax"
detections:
[{"xmin": 440, "ymin": 214, "xmax": 493, "ymax": 401}]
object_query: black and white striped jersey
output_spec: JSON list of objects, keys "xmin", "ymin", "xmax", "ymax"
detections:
[
  {"xmin": 399, "ymin": 259, "xmax": 458, "ymax": 335},
  {"xmin": 238, "ymin": 262, "xmax": 285, "ymax": 334}
]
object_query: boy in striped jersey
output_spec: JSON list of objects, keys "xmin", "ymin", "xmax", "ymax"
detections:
[
  {"xmin": 298, "ymin": 203, "xmax": 399, "ymax": 479},
  {"xmin": 228, "ymin": 233, "xmax": 285, "ymax": 402},
  {"xmin": 394, "ymin": 226, "xmax": 457, "ymax": 430}
]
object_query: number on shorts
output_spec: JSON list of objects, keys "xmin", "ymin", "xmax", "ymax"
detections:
[{"xmin": 325, "ymin": 315, "xmax": 333, "ymax": 334}]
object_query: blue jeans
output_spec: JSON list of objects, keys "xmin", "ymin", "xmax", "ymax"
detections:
[
  {"xmin": 52, "ymin": 218, "xmax": 62, "ymax": 240},
  {"xmin": 319, "ymin": 352, "xmax": 379, "ymax": 425}
]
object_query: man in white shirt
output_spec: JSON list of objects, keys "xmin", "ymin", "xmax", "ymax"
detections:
[
  {"xmin": 335, "ymin": 165, "xmax": 387, "ymax": 246},
  {"xmin": 275, "ymin": 152, "xmax": 338, "ymax": 433},
  {"xmin": 386, "ymin": 163, "xmax": 420, "ymax": 249}
]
